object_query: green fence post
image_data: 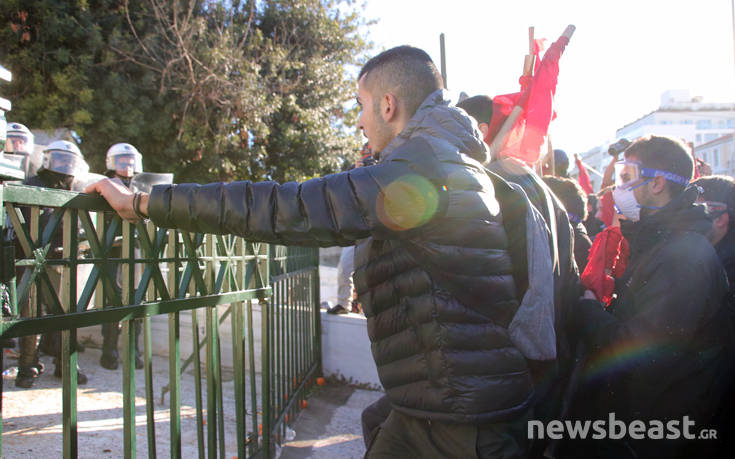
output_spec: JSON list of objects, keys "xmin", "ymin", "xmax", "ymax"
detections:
[
  {"xmin": 62, "ymin": 207, "xmax": 78, "ymax": 459},
  {"xmin": 168, "ymin": 229, "xmax": 182, "ymax": 458},
  {"xmin": 122, "ymin": 220, "xmax": 136, "ymax": 459}
]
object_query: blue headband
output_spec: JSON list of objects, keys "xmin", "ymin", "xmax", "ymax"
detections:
[{"xmin": 639, "ymin": 167, "xmax": 689, "ymax": 186}]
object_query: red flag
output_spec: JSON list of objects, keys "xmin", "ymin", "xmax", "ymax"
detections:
[
  {"xmin": 599, "ymin": 191, "xmax": 615, "ymax": 228},
  {"xmin": 575, "ymin": 156, "xmax": 594, "ymax": 195},
  {"xmin": 486, "ymin": 34, "xmax": 571, "ymax": 164},
  {"xmin": 581, "ymin": 226, "xmax": 629, "ymax": 306}
]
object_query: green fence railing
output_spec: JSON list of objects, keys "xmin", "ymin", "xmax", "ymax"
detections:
[{"xmin": 0, "ymin": 182, "xmax": 321, "ymax": 458}]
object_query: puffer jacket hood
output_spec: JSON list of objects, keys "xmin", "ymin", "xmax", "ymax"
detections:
[{"xmin": 381, "ymin": 89, "xmax": 489, "ymax": 164}]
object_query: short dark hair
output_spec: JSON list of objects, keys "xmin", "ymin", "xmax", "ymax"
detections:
[
  {"xmin": 359, "ymin": 46, "xmax": 443, "ymax": 119},
  {"xmin": 543, "ymin": 175, "xmax": 588, "ymax": 222},
  {"xmin": 692, "ymin": 175, "xmax": 735, "ymax": 229},
  {"xmin": 456, "ymin": 95, "xmax": 493, "ymax": 125},
  {"xmin": 624, "ymin": 135, "xmax": 693, "ymax": 196}
]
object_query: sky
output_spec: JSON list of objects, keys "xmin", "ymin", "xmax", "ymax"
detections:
[{"xmin": 358, "ymin": 0, "xmax": 735, "ymax": 153}]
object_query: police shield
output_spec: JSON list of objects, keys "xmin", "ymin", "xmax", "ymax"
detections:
[
  {"xmin": 72, "ymin": 172, "xmax": 107, "ymax": 192},
  {"xmin": 130, "ymin": 172, "xmax": 174, "ymax": 193}
]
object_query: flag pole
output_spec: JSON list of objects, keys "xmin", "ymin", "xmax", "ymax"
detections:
[
  {"xmin": 488, "ymin": 26, "xmax": 535, "ymax": 161},
  {"xmin": 488, "ymin": 25, "xmax": 576, "ymax": 163},
  {"xmin": 440, "ymin": 33, "xmax": 447, "ymax": 89},
  {"xmin": 548, "ymin": 135, "xmax": 555, "ymax": 176}
]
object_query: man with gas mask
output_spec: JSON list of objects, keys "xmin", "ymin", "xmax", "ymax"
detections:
[
  {"xmin": 99, "ymin": 142, "xmax": 145, "ymax": 370},
  {"xmin": 15, "ymin": 140, "xmax": 90, "ymax": 388},
  {"xmin": 559, "ymin": 135, "xmax": 734, "ymax": 458}
]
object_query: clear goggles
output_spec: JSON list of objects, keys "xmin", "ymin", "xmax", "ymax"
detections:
[
  {"xmin": 614, "ymin": 160, "xmax": 689, "ymax": 189},
  {"xmin": 5, "ymin": 133, "xmax": 34, "ymax": 155},
  {"xmin": 701, "ymin": 200, "xmax": 728, "ymax": 218},
  {"xmin": 44, "ymin": 150, "xmax": 89, "ymax": 176},
  {"xmin": 107, "ymin": 153, "xmax": 142, "ymax": 176}
]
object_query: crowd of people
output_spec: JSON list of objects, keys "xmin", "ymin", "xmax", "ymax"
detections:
[
  {"xmin": 2, "ymin": 125, "xmax": 151, "ymax": 388},
  {"xmin": 2, "ymin": 43, "xmax": 733, "ymax": 458}
]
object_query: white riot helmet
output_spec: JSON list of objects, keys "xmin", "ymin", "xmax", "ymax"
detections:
[
  {"xmin": 106, "ymin": 143, "xmax": 143, "ymax": 178},
  {"xmin": 41, "ymin": 140, "xmax": 89, "ymax": 177},
  {"xmin": 5, "ymin": 122, "xmax": 34, "ymax": 155}
]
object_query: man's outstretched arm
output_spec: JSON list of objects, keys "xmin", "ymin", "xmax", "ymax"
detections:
[
  {"xmin": 84, "ymin": 178, "xmax": 148, "ymax": 222},
  {"xmin": 84, "ymin": 155, "xmax": 442, "ymax": 247}
]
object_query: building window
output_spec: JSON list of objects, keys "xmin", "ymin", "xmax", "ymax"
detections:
[
  {"xmin": 696, "ymin": 134, "xmax": 702, "ymax": 143},
  {"xmin": 697, "ymin": 119, "xmax": 713, "ymax": 129},
  {"xmin": 679, "ymin": 119, "xmax": 693, "ymax": 125},
  {"xmin": 714, "ymin": 148, "xmax": 720, "ymax": 168},
  {"xmin": 728, "ymin": 119, "xmax": 735, "ymax": 128},
  {"xmin": 705, "ymin": 133, "xmax": 719, "ymax": 142}
]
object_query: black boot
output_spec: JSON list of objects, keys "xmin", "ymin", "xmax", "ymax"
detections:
[
  {"xmin": 100, "ymin": 322, "xmax": 120, "ymax": 370},
  {"xmin": 15, "ymin": 365, "xmax": 41, "ymax": 389}
]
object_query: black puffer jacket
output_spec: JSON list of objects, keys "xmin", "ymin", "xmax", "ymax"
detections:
[{"xmin": 148, "ymin": 90, "xmax": 533, "ymax": 423}]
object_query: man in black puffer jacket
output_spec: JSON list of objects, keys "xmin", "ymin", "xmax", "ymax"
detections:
[
  {"xmin": 88, "ymin": 46, "xmax": 551, "ymax": 458},
  {"xmin": 560, "ymin": 136, "xmax": 735, "ymax": 459}
]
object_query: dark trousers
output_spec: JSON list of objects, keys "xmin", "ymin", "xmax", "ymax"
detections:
[
  {"xmin": 362, "ymin": 395, "xmax": 530, "ymax": 459},
  {"xmin": 19, "ymin": 266, "xmax": 63, "ymax": 368}
]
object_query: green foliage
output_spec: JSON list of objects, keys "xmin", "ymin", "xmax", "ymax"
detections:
[{"xmin": 0, "ymin": 0, "xmax": 371, "ymax": 182}]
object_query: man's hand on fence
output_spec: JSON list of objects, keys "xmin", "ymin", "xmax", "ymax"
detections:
[{"xmin": 84, "ymin": 178, "xmax": 148, "ymax": 222}]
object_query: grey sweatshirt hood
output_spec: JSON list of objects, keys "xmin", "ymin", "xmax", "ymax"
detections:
[{"xmin": 380, "ymin": 89, "xmax": 489, "ymax": 164}]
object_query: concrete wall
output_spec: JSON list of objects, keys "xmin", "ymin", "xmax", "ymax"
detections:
[{"xmin": 319, "ymin": 310, "xmax": 380, "ymax": 388}]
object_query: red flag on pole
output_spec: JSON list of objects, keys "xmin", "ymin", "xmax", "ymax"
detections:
[
  {"xmin": 575, "ymin": 156, "xmax": 594, "ymax": 195},
  {"xmin": 486, "ymin": 27, "xmax": 574, "ymax": 165}
]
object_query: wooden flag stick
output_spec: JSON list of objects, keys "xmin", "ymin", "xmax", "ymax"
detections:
[
  {"xmin": 488, "ymin": 26, "xmax": 535, "ymax": 161},
  {"xmin": 548, "ymin": 135, "xmax": 555, "ymax": 176},
  {"xmin": 487, "ymin": 25, "xmax": 575, "ymax": 163}
]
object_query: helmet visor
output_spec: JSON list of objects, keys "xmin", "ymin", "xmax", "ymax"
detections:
[
  {"xmin": 5, "ymin": 133, "xmax": 34, "ymax": 155},
  {"xmin": 45, "ymin": 150, "xmax": 88, "ymax": 176},
  {"xmin": 111, "ymin": 153, "xmax": 142, "ymax": 177}
]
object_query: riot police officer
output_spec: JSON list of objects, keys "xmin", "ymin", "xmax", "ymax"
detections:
[
  {"xmin": 16, "ymin": 140, "xmax": 89, "ymax": 388},
  {"xmin": 100, "ymin": 143, "xmax": 145, "ymax": 370},
  {"xmin": 4, "ymin": 122, "xmax": 40, "ymax": 177}
]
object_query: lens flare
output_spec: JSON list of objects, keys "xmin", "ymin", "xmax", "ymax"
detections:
[{"xmin": 376, "ymin": 174, "xmax": 439, "ymax": 231}]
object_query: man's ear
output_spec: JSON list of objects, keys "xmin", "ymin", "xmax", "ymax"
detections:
[
  {"xmin": 716, "ymin": 212, "xmax": 729, "ymax": 231},
  {"xmin": 381, "ymin": 93, "xmax": 398, "ymax": 122},
  {"xmin": 478, "ymin": 123, "xmax": 489, "ymax": 139},
  {"xmin": 649, "ymin": 175, "xmax": 667, "ymax": 195}
]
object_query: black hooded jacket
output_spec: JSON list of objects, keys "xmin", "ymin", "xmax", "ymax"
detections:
[
  {"xmin": 715, "ymin": 228, "xmax": 735, "ymax": 316},
  {"xmin": 147, "ymin": 90, "xmax": 534, "ymax": 423},
  {"xmin": 564, "ymin": 188, "xmax": 734, "ymax": 458}
]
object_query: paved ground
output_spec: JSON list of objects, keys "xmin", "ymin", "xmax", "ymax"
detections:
[
  {"xmin": 280, "ymin": 384, "xmax": 383, "ymax": 459},
  {"xmin": 1, "ymin": 258, "xmax": 382, "ymax": 458},
  {"xmin": 1, "ymin": 338, "xmax": 382, "ymax": 458}
]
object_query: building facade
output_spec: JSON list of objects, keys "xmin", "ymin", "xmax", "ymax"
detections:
[
  {"xmin": 577, "ymin": 90, "xmax": 735, "ymax": 189},
  {"xmin": 694, "ymin": 134, "xmax": 735, "ymax": 176}
]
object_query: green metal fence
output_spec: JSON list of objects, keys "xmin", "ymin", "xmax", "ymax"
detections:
[{"xmin": 0, "ymin": 182, "xmax": 321, "ymax": 458}]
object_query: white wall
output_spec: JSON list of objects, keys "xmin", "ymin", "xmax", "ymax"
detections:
[{"xmin": 78, "ymin": 265, "xmax": 383, "ymax": 388}]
